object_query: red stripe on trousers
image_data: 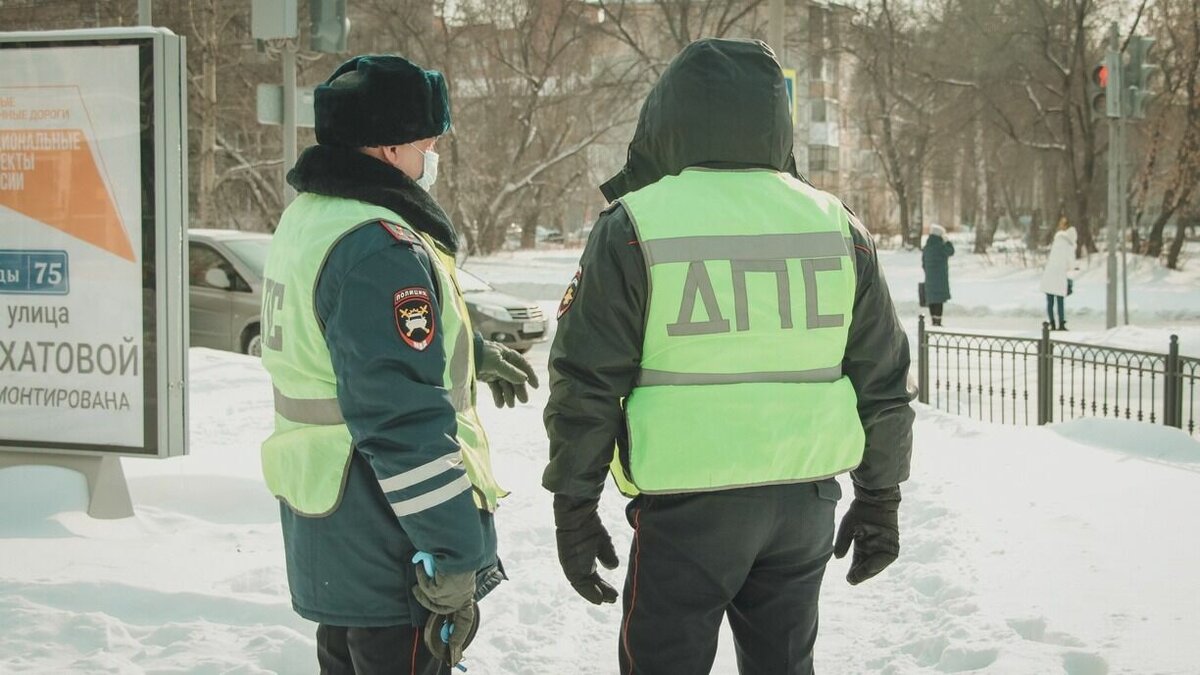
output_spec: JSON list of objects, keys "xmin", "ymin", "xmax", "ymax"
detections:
[
  {"xmin": 621, "ymin": 508, "xmax": 642, "ymax": 673},
  {"xmin": 411, "ymin": 626, "xmax": 419, "ymax": 674}
]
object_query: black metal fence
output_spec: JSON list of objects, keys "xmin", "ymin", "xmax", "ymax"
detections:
[{"xmin": 917, "ymin": 316, "xmax": 1199, "ymax": 436}]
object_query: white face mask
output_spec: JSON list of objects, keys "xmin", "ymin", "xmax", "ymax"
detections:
[{"xmin": 410, "ymin": 143, "xmax": 439, "ymax": 190}]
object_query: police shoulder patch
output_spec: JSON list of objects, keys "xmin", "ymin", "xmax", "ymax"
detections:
[
  {"xmin": 558, "ymin": 266, "xmax": 582, "ymax": 319},
  {"xmin": 394, "ymin": 287, "xmax": 436, "ymax": 351},
  {"xmin": 380, "ymin": 220, "xmax": 420, "ymax": 247}
]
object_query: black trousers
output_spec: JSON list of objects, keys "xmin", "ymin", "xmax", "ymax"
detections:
[
  {"xmin": 619, "ymin": 480, "xmax": 840, "ymax": 675},
  {"xmin": 317, "ymin": 624, "xmax": 449, "ymax": 675}
]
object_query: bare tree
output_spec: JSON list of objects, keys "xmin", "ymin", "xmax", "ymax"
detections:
[
  {"xmin": 846, "ymin": 0, "xmax": 951, "ymax": 248},
  {"xmin": 594, "ymin": 0, "xmax": 766, "ymax": 74},
  {"xmin": 353, "ymin": 0, "xmax": 639, "ymax": 255},
  {"xmin": 1130, "ymin": 0, "xmax": 1200, "ymax": 268}
]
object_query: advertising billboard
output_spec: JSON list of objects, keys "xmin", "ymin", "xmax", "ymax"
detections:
[{"xmin": 0, "ymin": 28, "xmax": 187, "ymax": 458}]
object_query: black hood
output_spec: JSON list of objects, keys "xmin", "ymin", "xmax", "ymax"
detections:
[
  {"xmin": 287, "ymin": 144, "xmax": 460, "ymax": 253},
  {"xmin": 600, "ymin": 38, "xmax": 798, "ymax": 202}
]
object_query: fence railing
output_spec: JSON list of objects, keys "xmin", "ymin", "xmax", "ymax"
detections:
[{"xmin": 917, "ymin": 316, "xmax": 1198, "ymax": 436}]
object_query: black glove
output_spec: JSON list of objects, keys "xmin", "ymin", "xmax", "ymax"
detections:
[
  {"xmin": 476, "ymin": 340, "xmax": 539, "ymax": 408},
  {"xmin": 553, "ymin": 495, "xmax": 619, "ymax": 604},
  {"xmin": 413, "ymin": 565, "xmax": 478, "ymax": 665},
  {"xmin": 833, "ymin": 485, "xmax": 901, "ymax": 585}
]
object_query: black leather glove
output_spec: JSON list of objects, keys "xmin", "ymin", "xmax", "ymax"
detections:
[
  {"xmin": 553, "ymin": 495, "xmax": 619, "ymax": 604},
  {"xmin": 833, "ymin": 485, "xmax": 901, "ymax": 585},
  {"xmin": 413, "ymin": 564, "xmax": 478, "ymax": 665},
  {"xmin": 476, "ymin": 340, "xmax": 539, "ymax": 408}
]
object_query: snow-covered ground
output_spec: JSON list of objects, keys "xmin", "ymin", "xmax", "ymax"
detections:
[{"xmin": 2, "ymin": 244, "xmax": 1199, "ymax": 674}]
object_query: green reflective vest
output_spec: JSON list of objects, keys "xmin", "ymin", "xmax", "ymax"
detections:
[
  {"xmin": 615, "ymin": 169, "xmax": 866, "ymax": 495},
  {"xmin": 259, "ymin": 193, "xmax": 505, "ymax": 516}
]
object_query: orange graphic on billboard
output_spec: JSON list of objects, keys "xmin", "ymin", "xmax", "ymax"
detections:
[{"xmin": 0, "ymin": 128, "xmax": 134, "ymax": 262}]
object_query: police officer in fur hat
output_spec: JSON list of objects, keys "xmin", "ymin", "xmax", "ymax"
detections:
[{"xmin": 259, "ymin": 54, "xmax": 538, "ymax": 675}]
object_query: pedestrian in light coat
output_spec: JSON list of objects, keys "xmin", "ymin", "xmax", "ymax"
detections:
[{"xmin": 1040, "ymin": 216, "xmax": 1078, "ymax": 330}]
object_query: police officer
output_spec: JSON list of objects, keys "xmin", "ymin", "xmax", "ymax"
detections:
[
  {"xmin": 544, "ymin": 39, "xmax": 915, "ymax": 674},
  {"xmin": 260, "ymin": 54, "xmax": 537, "ymax": 675}
]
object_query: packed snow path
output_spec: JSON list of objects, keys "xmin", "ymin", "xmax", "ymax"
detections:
[
  {"xmin": 2, "ymin": 346, "xmax": 1198, "ymax": 673},
  {"xmin": 2, "ymin": 245, "xmax": 1199, "ymax": 673}
]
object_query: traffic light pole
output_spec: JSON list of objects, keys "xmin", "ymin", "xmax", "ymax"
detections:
[
  {"xmin": 282, "ymin": 41, "xmax": 297, "ymax": 204},
  {"xmin": 1105, "ymin": 25, "xmax": 1120, "ymax": 330},
  {"xmin": 1120, "ymin": 115, "xmax": 1130, "ymax": 326}
]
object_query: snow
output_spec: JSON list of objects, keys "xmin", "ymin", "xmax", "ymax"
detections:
[{"xmin": 2, "ymin": 245, "xmax": 1199, "ymax": 674}]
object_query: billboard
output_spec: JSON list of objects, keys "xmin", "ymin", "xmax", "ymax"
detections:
[{"xmin": 0, "ymin": 28, "xmax": 187, "ymax": 458}]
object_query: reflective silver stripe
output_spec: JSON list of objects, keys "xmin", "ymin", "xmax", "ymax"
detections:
[
  {"xmin": 274, "ymin": 387, "xmax": 344, "ymax": 425},
  {"xmin": 641, "ymin": 233, "xmax": 851, "ymax": 266},
  {"xmin": 390, "ymin": 473, "xmax": 472, "ymax": 517},
  {"xmin": 637, "ymin": 365, "xmax": 843, "ymax": 386},
  {"xmin": 378, "ymin": 452, "xmax": 464, "ymax": 494},
  {"xmin": 449, "ymin": 323, "xmax": 472, "ymax": 412}
]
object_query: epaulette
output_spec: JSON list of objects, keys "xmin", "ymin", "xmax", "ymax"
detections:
[{"xmin": 379, "ymin": 220, "xmax": 421, "ymax": 247}]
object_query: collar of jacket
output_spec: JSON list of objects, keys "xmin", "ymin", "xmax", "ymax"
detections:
[{"xmin": 286, "ymin": 144, "xmax": 460, "ymax": 253}]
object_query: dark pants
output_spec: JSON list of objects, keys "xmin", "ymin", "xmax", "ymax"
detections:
[
  {"xmin": 929, "ymin": 303, "xmax": 943, "ymax": 325},
  {"xmin": 619, "ymin": 480, "xmax": 840, "ymax": 675},
  {"xmin": 1046, "ymin": 294, "xmax": 1065, "ymax": 328},
  {"xmin": 317, "ymin": 624, "xmax": 449, "ymax": 675}
]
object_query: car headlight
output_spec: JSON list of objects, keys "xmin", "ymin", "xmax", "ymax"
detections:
[{"xmin": 474, "ymin": 304, "xmax": 511, "ymax": 321}]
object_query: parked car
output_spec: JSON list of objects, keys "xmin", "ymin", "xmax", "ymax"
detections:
[
  {"xmin": 188, "ymin": 229, "xmax": 270, "ymax": 356},
  {"xmin": 188, "ymin": 229, "xmax": 548, "ymax": 357},
  {"xmin": 457, "ymin": 267, "xmax": 548, "ymax": 353}
]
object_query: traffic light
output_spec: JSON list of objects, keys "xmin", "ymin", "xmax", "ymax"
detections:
[
  {"xmin": 1104, "ymin": 50, "xmax": 1122, "ymax": 118},
  {"xmin": 310, "ymin": 0, "xmax": 349, "ymax": 54},
  {"xmin": 1089, "ymin": 63, "xmax": 1108, "ymax": 120},
  {"xmin": 1123, "ymin": 36, "xmax": 1156, "ymax": 119}
]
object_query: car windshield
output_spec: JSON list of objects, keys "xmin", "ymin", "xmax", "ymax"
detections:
[
  {"xmin": 456, "ymin": 268, "xmax": 493, "ymax": 293},
  {"xmin": 222, "ymin": 238, "xmax": 272, "ymax": 278}
]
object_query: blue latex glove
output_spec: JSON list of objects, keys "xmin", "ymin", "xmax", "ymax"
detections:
[
  {"xmin": 413, "ymin": 551, "xmax": 437, "ymax": 578},
  {"xmin": 413, "ymin": 551, "xmax": 472, "ymax": 671}
]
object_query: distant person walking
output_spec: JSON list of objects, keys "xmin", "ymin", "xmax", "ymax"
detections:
[
  {"xmin": 921, "ymin": 224, "xmax": 954, "ymax": 326},
  {"xmin": 1040, "ymin": 216, "xmax": 1077, "ymax": 331}
]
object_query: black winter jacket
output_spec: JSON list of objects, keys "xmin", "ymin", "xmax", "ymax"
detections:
[{"xmin": 543, "ymin": 39, "xmax": 915, "ymax": 500}]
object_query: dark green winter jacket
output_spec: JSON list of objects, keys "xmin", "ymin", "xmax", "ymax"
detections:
[
  {"xmin": 276, "ymin": 146, "xmax": 499, "ymax": 627},
  {"xmin": 921, "ymin": 235, "xmax": 954, "ymax": 304},
  {"xmin": 543, "ymin": 38, "xmax": 915, "ymax": 500}
]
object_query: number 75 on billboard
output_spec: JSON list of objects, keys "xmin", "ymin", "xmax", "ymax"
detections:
[{"xmin": 0, "ymin": 249, "xmax": 69, "ymax": 295}]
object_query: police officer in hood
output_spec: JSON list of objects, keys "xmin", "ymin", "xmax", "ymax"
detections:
[
  {"xmin": 544, "ymin": 39, "xmax": 915, "ymax": 674},
  {"xmin": 259, "ymin": 54, "xmax": 538, "ymax": 674}
]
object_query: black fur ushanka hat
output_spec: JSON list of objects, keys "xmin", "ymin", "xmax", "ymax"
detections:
[{"xmin": 314, "ymin": 54, "xmax": 451, "ymax": 148}]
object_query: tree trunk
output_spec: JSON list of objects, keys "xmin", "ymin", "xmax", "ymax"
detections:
[
  {"xmin": 1166, "ymin": 218, "xmax": 1190, "ymax": 269},
  {"xmin": 972, "ymin": 110, "xmax": 990, "ymax": 253},
  {"xmin": 1146, "ymin": 209, "xmax": 1172, "ymax": 257},
  {"xmin": 896, "ymin": 188, "xmax": 911, "ymax": 248}
]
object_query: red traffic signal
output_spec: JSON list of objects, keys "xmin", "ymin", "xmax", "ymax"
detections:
[{"xmin": 1092, "ymin": 64, "xmax": 1109, "ymax": 88}]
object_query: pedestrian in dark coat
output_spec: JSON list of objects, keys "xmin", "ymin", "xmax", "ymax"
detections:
[{"xmin": 921, "ymin": 223, "xmax": 954, "ymax": 326}]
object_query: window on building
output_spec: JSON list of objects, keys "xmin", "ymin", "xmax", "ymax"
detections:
[
  {"xmin": 811, "ymin": 99, "xmax": 840, "ymax": 123},
  {"xmin": 809, "ymin": 145, "xmax": 840, "ymax": 173}
]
